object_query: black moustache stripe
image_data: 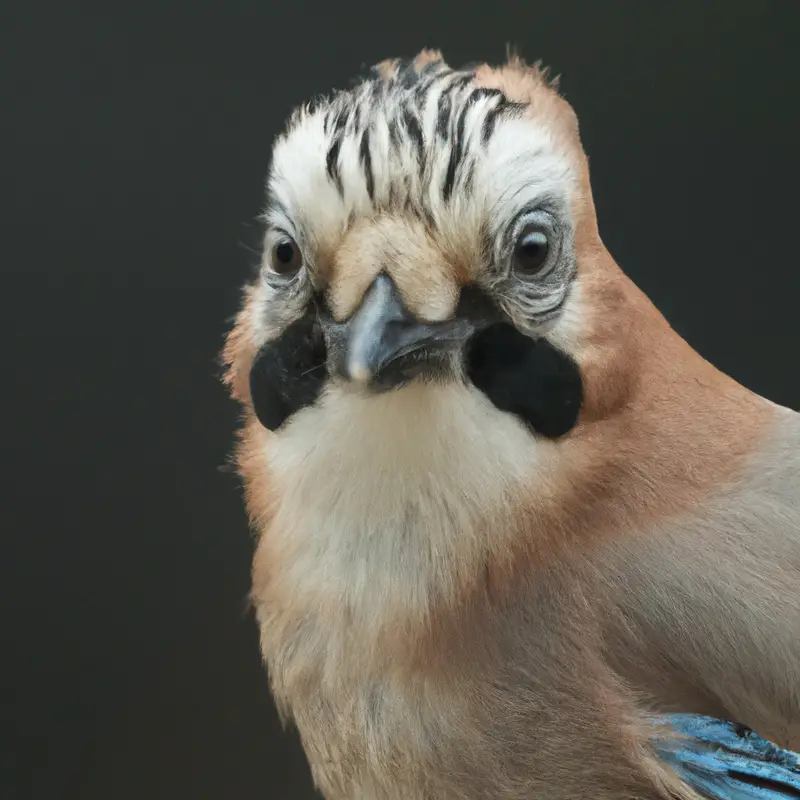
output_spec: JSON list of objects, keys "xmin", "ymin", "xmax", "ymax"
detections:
[{"xmin": 249, "ymin": 300, "xmax": 582, "ymax": 438}]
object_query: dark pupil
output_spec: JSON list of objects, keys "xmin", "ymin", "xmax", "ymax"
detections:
[
  {"xmin": 276, "ymin": 241, "xmax": 295, "ymax": 265},
  {"xmin": 516, "ymin": 232, "xmax": 549, "ymax": 273}
]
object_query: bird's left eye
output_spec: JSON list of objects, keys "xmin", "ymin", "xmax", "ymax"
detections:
[{"xmin": 513, "ymin": 225, "xmax": 551, "ymax": 277}]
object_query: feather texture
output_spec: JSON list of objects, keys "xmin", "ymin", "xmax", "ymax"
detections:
[{"xmin": 656, "ymin": 715, "xmax": 800, "ymax": 799}]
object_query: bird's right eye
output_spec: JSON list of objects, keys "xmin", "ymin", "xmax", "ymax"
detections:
[
  {"xmin": 269, "ymin": 237, "xmax": 303, "ymax": 277},
  {"xmin": 512, "ymin": 225, "xmax": 551, "ymax": 278}
]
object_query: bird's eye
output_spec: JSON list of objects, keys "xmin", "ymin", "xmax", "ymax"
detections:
[
  {"xmin": 513, "ymin": 226, "xmax": 551, "ymax": 277},
  {"xmin": 269, "ymin": 237, "xmax": 303, "ymax": 277}
]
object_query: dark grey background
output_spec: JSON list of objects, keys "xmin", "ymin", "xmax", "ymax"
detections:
[{"xmin": 3, "ymin": 1, "xmax": 799, "ymax": 798}]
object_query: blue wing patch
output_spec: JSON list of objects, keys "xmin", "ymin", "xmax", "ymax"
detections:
[{"xmin": 655, "ymin": 714, "xmax": 800, "ymax": 799}]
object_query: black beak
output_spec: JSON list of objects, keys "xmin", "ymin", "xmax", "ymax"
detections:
[{"xmin": 326, "ymin": 273, "xmax": 495, "ymax": 390}]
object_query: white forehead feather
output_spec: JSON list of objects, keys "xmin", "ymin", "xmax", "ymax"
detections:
[{"xmin": 265, "ymin": 68, "xmax": 576, "ymax": 260}]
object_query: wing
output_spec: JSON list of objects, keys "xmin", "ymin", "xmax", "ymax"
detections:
[
  {"xmin": 655, "ymin": 714, "xmax": 800, "ymax": 799},
  {"xmin": 596, "ymin": 404, "xmax": 800, "ymax": 744}
]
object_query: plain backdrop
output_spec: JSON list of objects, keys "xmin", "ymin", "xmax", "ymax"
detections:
[{"xmin": 3, "ymin": 1, "xmax": 799, "ymax": 798}]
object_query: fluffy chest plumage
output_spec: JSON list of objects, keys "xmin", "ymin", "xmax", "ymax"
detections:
[
  {"xmin": 249, "ymin": 381, "xmax": 554, "ymax": 797},
  {"xmin": 257, "ymin": 381, "xmax": 550, "ymax": 626}
]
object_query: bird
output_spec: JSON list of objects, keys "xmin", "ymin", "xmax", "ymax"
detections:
[{"xmin": 221, "ymin": 50, "xmax": 800, "ymax": 799}]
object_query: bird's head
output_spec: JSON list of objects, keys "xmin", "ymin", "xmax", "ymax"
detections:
[{"xmin": 224, "ymin": 50, "xmax": 615, "ymax": 445}]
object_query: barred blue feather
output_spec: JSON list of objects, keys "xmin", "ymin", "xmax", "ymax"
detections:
[{"xmin": 656, "ymin": 714, "xmax": 800, "ymax": 799}]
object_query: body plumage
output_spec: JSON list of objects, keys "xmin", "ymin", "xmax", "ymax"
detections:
[{"xmin": 222, "ymin": 51, "xmax": 800, "ymax": 798}]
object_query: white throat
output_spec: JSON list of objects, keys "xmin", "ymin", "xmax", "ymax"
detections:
[{"xmin": 261, "ymin": 381, "xmax": 554, "ymax": 631}]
